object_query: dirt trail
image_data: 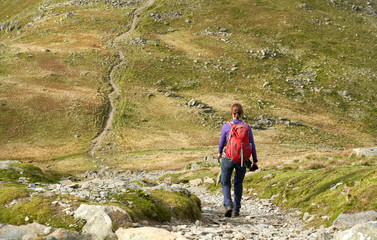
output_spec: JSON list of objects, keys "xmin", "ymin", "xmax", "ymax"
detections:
[{"xmin": 89, "ymin": 0, "xmax": 155, "ymax": 155}]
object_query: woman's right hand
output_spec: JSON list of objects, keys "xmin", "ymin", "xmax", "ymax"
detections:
[{"xmin": 218, "ymin": 153, "xmax": 222, "ymax": 159}]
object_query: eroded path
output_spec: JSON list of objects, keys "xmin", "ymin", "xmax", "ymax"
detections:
[
  {"xmin": 89, "ymin": 0, "xmax": 155, "ymax": 155},
  {"xmin": 155, "ymin": 184, "xmax": 335, "ymax": 240},
  {"xmin": 34, "ymin": 169, "xmax": 335, "ymax": 239}
]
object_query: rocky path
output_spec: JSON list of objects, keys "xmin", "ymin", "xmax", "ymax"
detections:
[
  {"xmin": 5, "ymin": 165, "xmax": 375, "ymax": 239},
  {"xmin": 156, "ymin": 184, "xmax": 335, "ymax": 240},
  {"xmin": 14, "ymin": 169, "xmax": 335, "ymax": 240},
  {"xmin": 89, "ymin": 0, "xmax": 155, "ymax": 155}
]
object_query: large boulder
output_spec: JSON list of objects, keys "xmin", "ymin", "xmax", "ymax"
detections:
[
  {"xmin": 74, "ymin": 204, "xmax": 132, "ymax": 240},
  {"xmin": 0, "ymin": 222, "xmax": 91, "ymax": 240},
  {"xmin": 82, "ymin": 211, "xmax": 116, "ymax": 240},
  {"xmin": 74, "ymin": 204, "xmax": 132, "ymax": 224},
  {"xmin": 115, "ymin": 227, "xmax": 186, "ymax": 240},
  {"xmin": 0, "ymin": 222, "xmax": 50, "ymax": 239},
  {"xmin": 335, "ymin": 221, "xmax": 377, "ymax": 240},
  {"xmin": 333, "ymin": 211, "xmax": 377, "ymax": 230}
]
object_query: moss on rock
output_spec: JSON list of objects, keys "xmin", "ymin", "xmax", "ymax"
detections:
[{"xmin": 112, "ymin": 188, "xmax": 201, "ymax": 223}]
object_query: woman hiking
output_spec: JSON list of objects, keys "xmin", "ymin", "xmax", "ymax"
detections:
[{"xmin": 218, "ymin": 103, "xmax": 258, "ymax": 217}]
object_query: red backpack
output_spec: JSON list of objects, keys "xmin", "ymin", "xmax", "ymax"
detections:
[{"xmin": 225, "ymin": 121, "xmax": 252, "ymax": 167}]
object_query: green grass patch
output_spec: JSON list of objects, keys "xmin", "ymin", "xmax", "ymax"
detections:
[
  {"xmin": 112, "ymin": 188, "xmax": 201, "ymax": 222},
  {"xmin": 0, "ymin": 162, "xmax": 69, "ymax": 183},
  {"xmin": 243, "ymin": 156, "xmax": 377, "ymax": 227},
  {"xmin": 0, "ymin": 185, "xmax": 30, "ymax": 206},
  {"xmin": 0, "ymin": 194, "xmax": 85, "ymax": 231}
]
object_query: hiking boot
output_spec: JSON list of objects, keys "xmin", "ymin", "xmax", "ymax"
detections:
[
  {"xmin": 224, "ymin": 206, "xmax": 233, "ymax": 217},
  {"xmin": 233, "ymin": 211, "xmax": 240, "ymax": 217}
]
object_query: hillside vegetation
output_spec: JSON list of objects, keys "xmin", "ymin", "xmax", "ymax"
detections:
[
  {"xmin": 0, "ymin": 0, "xmax": 376, "ymax": 230},
  {"xmin": 1, "ymin": 0, "xmax": 376, "ymax": 171}
]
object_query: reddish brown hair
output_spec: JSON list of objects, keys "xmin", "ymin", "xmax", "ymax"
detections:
[{"xmin": 231, "ymin": 103, "xmax": 243, "ymax": 119}]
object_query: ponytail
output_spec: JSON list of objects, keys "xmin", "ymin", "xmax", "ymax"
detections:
[{"xmin": 231, "ymin": 103, "xmax": 243, "ymax": 119}]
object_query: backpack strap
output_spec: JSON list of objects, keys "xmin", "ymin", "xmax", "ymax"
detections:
[{"xmin": 227, "ymin": 121, "xmax": 234, "ymax": 142}]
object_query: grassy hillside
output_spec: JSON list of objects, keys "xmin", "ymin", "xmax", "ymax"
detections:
[
  {"xmin": 0, "ymin": 0, "xmax": 376, "ymax": 172},
  {"xmin": 102, "ymin": 0, "xmax": 377, "ymax": 168},
  {"xmin": 0, "ymin": 0, "xmax": 138, "ymax": 169}
]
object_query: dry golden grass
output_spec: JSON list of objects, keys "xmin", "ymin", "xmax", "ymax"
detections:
[
  {"xmin": 104, "ymin": 128, "xmax": 338, "ymax": 172},
  {"xmin": 270, "ymin": 105, "xmax": 376, "ymax": 146},
  {"xmin": 0, "ymin": 142, "xmax": 83, "ymax": 162},
  {"xmin": 112, "ymin": 86, "xmax": 219, "ymax": 152},
  {"xmin": 0, "ymin": 37, "xmax": 109, "ymax": 165},
  {"xmin": 109, "ymin": 148, "xmax": 215, "ymax": 171},
  {"xmin": 38, "ymin": 155, "xmax": 97, "ymax": 174},
  {"xmin": 8, "ymin": 32, "xmax": 106, "ymax": 52},
  {"xmin": 156, "ymin": 31, "xmax": 218, "ymax": 59}
]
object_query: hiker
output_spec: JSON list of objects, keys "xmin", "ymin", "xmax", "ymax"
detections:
[{"xmin": 218, "ymin": 103, "xmax": 258, "ymax": 217}]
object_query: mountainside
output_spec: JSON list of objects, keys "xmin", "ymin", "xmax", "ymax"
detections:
[
  {"xmin": 1, "ymin": 0, "xmax": 377, "ymax": 236},
  {"xmin": 1, "ymin": 0, "xmax": 377, "ymax": 172}
]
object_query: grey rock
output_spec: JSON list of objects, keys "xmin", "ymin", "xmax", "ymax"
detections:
[
  {"xmin": 189, "ymin": 179, "xmax": 203, "ymax": 186},
  {"xmin": 190, "ymin": 162, "xmax": 202, "ymax": 170},
  {"xmin": 197, "ymin": 103, "xmax": 205, "ymax": 109},
  {"xmin": 303, "ymin": 212, "xmax": 316, "ymax": 222},
  {"xmin": 46, "ymin": 228, "xmax": 91, "ymax": 240},
  {"xmin": 0, "ymin": 160, "xmax": 22, "ymax": 171},
  {"xmin": 116, "ymin": 227, "xmax": 186, "ymax": 240},
  {"xmin": 0, "ymin": 222, "xmax": 52, "ymax": 240},
  {"xmin": 74, "ymin": 204, "xmax": 132, "ymax": 223},
  {"xmin": 203, "ymin": 177, "xmax": 214, "ymax": 184},
  {"xmin": 202, "ymin": 108, "xmax": 214, "ymax": 113},
  {"xmin": 203, "ymin": 156, "xmax": 219, "ymax": 166},
  {"xmin": 333, "ymin": 211, "xmax": 377, "ymax": 230},
  {"xmin": 188, "ymin": 99, "xmax": 198, "ymax": 107},
  {"xmin": 335, "ymin": 221, "xmax": 377, "ymax": 240},
  {"xmin": 82, "ymin": 211, "xmax": 116, "ymax": 240},
  {"xmin": 317, "ymin": 232, "xmax": 333, "ymax": 240},
  {"xmin": 330, "ymin": 183, "xmax": 343, "ymax": 191},
  {"xmin": 353, "ymin": 147, "xmax": 377, "ymax": 156}
]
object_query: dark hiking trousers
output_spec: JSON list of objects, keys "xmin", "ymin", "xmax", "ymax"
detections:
[{"xmin": 221, "ymin": 157, "xmax": 247, "ymax": 213}]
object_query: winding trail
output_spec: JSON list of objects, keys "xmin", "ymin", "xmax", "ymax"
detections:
[
  {"xmin": 84, "ymin": 1, "xmax": 338, "ymax": 239},
  {"xmin": 89, "ymin": 0, "xmax": 155, "ymax": 155}
]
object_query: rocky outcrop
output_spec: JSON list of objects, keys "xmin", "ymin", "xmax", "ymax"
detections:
[
  {"xmin": 0, "ymin": 223, "xmax": 90, "ymax": 240},
  {"xmin": 74, "ymin": 204, "xmax": 132, "ymax": 239},
  {"xmin": 0, "ymin": 223, "xmax": 50, "ymax": 240},
  {"xmin": 353, "ymin": 147, "xmax": 377, "ymax": 156},
  {"xmin": 333, "ymin": 211, "xmax": 377, "ymax": 230},
  {"xmin": 335, "ymin": 221, "xmax": 377, "ymax": 240},
  {"xmin": 0, "ymin": 160, "xmax": 22, "ymax": 170}
]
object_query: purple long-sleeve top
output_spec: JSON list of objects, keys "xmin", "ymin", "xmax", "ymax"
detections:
[{"xmin": 218, "ymin": 119, "xmax": 258, "ymax": 163}]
